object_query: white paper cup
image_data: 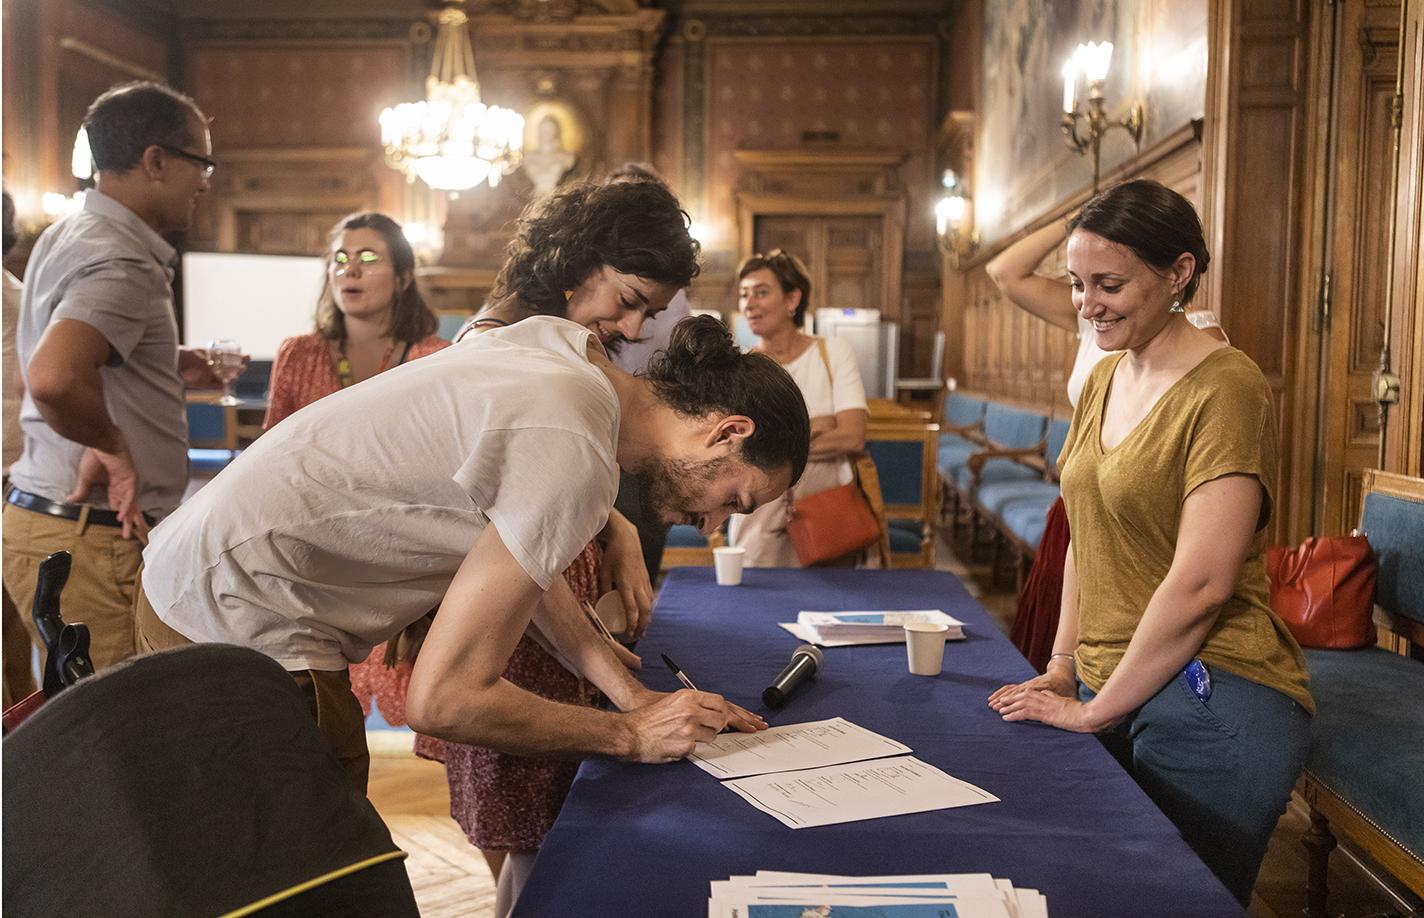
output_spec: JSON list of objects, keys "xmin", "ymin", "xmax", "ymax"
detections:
[
  {"xmin": 594, "ymin": 591, "xmax": 630, "ymax": 640},
  {"xmin": 904, "ymin": 622, "xmax": 949, "ymax": 676},
  {"xmin": 712, "ymin": 546, "xmax": 746, "ymax": 586}
]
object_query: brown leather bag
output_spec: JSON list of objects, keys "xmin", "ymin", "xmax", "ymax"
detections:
[
  {"xmin": 1265, "ymin": 535, "xmax": 1377, "ymax": 649},
  {"xmin": 786, "ymin": 457, "xmax": 885, "ymax": 566}
]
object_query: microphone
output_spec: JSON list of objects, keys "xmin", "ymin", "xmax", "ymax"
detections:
[{"xmin": 762, "ymin": 643, "xmax": 823, "ymax": 709}]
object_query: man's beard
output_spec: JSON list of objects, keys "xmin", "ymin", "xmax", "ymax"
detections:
[{"xmin": 628, "ymin": 454, "xmax": 732, "ymax": 523}]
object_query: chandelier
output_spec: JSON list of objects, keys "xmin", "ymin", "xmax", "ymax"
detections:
[{"xmin": 379, "ymin": 1, "xmax": 524, "ymax": 192}]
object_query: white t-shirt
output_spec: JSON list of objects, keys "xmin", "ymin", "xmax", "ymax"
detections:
[
  {"xmin": 783, "ymin": 335, "xmax": 868, "ymax": 421},
  {"xmin": 1067, "ymin": 316, "xmax": 1112, "ymax": 408},
  {"xmin": 141, "ymin": 316, "xmax": 620, "ymax": 672}
]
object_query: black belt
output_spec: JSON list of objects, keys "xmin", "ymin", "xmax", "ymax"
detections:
[{"xmin": 5, "ymin": 487, "xmax": 154, "ymax": 529}]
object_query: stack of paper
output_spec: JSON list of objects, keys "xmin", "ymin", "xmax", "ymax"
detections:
[
  {"xmin": 690, "ymin": 718, "xmax": 998, "ymax": 829},
  {"xmin": 780, "ymin": 610, "xmax": 966, "ymax": 647},
  {"xmin": 707, "ymin": 871, "xmax": 1047, "ymax": 917}
]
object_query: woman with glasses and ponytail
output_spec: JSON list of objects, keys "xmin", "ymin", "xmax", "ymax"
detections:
[{"xmin": 264, "ymin": 211, "xmax": 448, "ymax": 747}]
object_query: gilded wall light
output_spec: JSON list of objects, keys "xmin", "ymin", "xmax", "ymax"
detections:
[
  {"xmin": 935, "ymin": 169, "xmax": 978, "ymax": 267},
  {"xmin": 1061, "ymin": 41, "xmax": 1144, "ymax": 190}
]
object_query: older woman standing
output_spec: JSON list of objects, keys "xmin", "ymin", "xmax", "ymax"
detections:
[
  {"xmin": 729, "ymin": 250, "xmax": 868, "ymax": 567},
  {"xmin": 263, "ymin": 211, "xmax": 447, "ymax": 734},
  {"xmin": 988, "ymin": 180, "xmax": 1311, "ymax": 904}
]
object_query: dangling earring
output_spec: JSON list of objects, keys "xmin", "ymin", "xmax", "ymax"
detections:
[{"xmin": 1169, "ymin": 296, "xmax": 1184, "ymax": 314}]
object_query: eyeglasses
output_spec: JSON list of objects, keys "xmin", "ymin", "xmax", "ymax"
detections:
[
  {"xmin": 331, "ymin": 250, "xmax": 387, "ymax": 272},
  {"xmin": 158, "ymin": 145, "xmax": 217, "ymax": 178}
]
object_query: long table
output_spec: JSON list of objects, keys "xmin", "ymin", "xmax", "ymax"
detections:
[{"xmin": 514, "ymin": 568, "xmax": 1243, "ymax": 917}]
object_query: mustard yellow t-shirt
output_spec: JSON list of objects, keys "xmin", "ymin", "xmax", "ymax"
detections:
[{"xmin": 1059, "ymin": 347, "xmax": 1313, "ymax": 713}]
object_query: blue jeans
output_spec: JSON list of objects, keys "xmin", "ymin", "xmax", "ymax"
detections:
[{"xmin": 1080, "ymin": 667, "xmax": 1309, "ymax": 904}]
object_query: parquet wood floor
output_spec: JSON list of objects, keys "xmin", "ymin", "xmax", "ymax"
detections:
[{"xmin": 368, "ymin": 753, "xmax": 496, "ymax": 918}]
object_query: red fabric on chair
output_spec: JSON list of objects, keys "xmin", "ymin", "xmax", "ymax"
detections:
[{"xmin": 1010, "ymin": 497, "xmax": 1070, "ymax": 672}]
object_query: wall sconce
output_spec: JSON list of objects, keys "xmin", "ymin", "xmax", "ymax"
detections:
[
  {"xmin": 1061, "ymin": 41, "xmax": 1144, "ymax": 190},
  {"xmin": 935, "ymin": 169, "xmax": 978, "ymax": 267}
]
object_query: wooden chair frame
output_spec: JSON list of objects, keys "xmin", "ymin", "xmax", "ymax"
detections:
[
  {"xmin": 185, "ymin": 392, "xmax": 239, "ymax": 453},
  {"xmin": 1300, "ymin": 469, "xmax": 1424, "ymax": 916},
  {"xmin": 866, "ymin": 419, "xmax": 940, "ymax": 569}
]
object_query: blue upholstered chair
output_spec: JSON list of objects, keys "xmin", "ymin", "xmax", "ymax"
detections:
[
  {"xmin": 865, "ymin": 419, "xmax": 940, "ymax": 568},
  {"xmin": 960, "ymin": 404, "xmax": 1048, "ymax": 559},
  {"xmin": 1298, "ymin": 470, "xmax": 1424, "ymax": 915},
  {"xmin": 186, "ymin": 393, "xmax": 239, "ymax": 465},
  {"xmin": 660, "ymin": 523, "xmax": 725, "ymax": 570},
  {"xmin": 935, "ymin": 393, "xmax": 988, "ymax": 533},
  {"xmin": 436, "ymin": 311, "xmax": 469, "ymax": 342}
]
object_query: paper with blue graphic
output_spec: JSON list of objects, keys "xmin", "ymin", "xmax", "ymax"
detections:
[
  {"xmin": 786, "ymin": 610, "xmax": 965, "ymax": 647},
  {"xmin": 707, "ymin": 871, "xmax": 1046, "ymax": 918}
]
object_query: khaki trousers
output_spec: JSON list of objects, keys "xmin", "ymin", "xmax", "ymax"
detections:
[
  {"xmin": 133, "ymin": 579, "xmax": 371, "ymax": 795},
  {"xmin": 2, "ymin": 583, "xmax": 37, "ymax": 708},
  {"xmin": 2, "ymin": 503, "xmax": 140, "ymax": 673}
]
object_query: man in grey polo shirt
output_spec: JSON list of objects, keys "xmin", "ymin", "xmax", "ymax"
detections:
[{"xmin": 3, "ymin": 81, "xmax": 219, "ymax": 670}]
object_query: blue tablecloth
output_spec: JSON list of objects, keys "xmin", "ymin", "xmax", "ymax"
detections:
[{"xmin": 514, "ymin": 568, "xmax": 1242, "ymax": 917}]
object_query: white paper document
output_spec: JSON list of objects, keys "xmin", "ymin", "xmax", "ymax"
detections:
[
  {"xmin": 690, "ymin": 717, "xmax": 912, "ymax": 779},
  {"xmin": 782, "ymin": 609, "xmax": 966, "ymax": 647},
  {"xmin": 721, "ymin": 755, "xmax": 999, "ymax": 829},
  {"xmin": 707, "ymin": 871, "xmax": 1045, "ymax": 918}
]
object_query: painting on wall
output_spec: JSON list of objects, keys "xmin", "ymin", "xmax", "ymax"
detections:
[{"xmin": 976, "ymin": 0, "xmax": 1208, "ymax": 245}]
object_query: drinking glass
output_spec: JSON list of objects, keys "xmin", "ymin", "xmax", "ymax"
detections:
[{"xmin": 207, "ymin": 338, "xmax": 244, "ymax": 406}]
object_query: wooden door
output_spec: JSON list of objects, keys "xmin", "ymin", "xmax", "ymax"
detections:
[
  {"xmin": 1317, "ymin": 1, "xmax": 1400, "ymax": 533},
  {"xmin": 752, "ymin": 215, "xmax": 885, "ymax": 314}
]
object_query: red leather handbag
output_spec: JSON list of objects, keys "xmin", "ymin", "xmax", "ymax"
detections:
[
  {"xmin": 786, "ymin": 456, "xmax": 888, "ymax": 567},
  {"xmin": 1265, "ymin": 535, "xmax": 1377, "ymax": 649}
]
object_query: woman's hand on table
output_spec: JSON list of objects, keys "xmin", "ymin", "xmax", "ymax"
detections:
[
  {"xmin": 988, "ymin": 665, "xmax": 1117, "ymax": 734},
  {"xmin": 601, "ymin": 512, "xmax": 655, "ymax": 639},
  {"xmin": 987, "ymin": 665, "xmax": 1076, "ymax": 710}
]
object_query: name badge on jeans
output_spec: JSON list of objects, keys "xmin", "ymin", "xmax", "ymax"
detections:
[{"xmin": 1184, "ymin": 659, "xmax": 1213, "ymax": 702}]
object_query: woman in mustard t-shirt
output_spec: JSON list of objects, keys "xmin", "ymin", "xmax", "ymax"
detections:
[{"xmin": 988, "ymin": 180, "xmax": 1311, "ymax": 904}]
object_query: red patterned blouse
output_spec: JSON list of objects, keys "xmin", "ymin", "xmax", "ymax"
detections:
[{"xmin": 263, "ymin": 331, "xmax": 450, "ymax": 430}]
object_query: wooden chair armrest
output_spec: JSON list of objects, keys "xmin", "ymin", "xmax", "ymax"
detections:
[
  {"xmin": 941, "ymin": 420, "xmax": 983, "ymax": 438},
  {"xmin": 967, "ymin": 445, "xmax": 1043, "ymax": 478}
]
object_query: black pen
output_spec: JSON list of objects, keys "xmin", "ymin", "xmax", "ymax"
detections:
[{"xmin": 660, "ymin": 653, "xmax": 699, "ymax": 691}]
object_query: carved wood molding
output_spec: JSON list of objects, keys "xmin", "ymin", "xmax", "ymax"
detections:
[
  {"xmin": 735, "ymin": 192, "xmax": 906, "ymax": 316},
  {"xmin": 730, "ymin": 149, "xmax": 907, "ymax": 172},
  {"xmin": 415, "ymin": 266, "xmax": 500, "ymax": 290}
]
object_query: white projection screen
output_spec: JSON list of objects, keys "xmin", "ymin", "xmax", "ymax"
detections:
[{"xmin": 182, "ymin": 252, "xmax": 326, "ymax": 360}]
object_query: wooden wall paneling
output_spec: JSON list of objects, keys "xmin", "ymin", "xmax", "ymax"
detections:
[
  {"xmin": 946, "ymin": 133, "xmax": 1202, "ymax": 419},
  {"xmin": 1317, "ymin": 1, "xmax": 1401, "ymax": 535},
  {"xmin": 1198, "ymin": 0, "xmax": 1311, "ymax": 544},
  {"xmin": 733, "ymin": 151, "xmax": 908, "ymax": 323},
  {"xmin": 652, "ymin": 35, "xmax": 685, "ymax": 197},
  {"xmin": 702, "ymin": 35, "xmax": 937, "ymax": 253},
  {"xmin": 3, "ymin": 0, "xmax": 173, "ymax": 229},
  {"xmin": 1386, "ymin": 0, "xmax": 1424, "ymax": 476},
  {"xmin": 196, "ymin": 148, "xmax": 381, "ymax": 255}
]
